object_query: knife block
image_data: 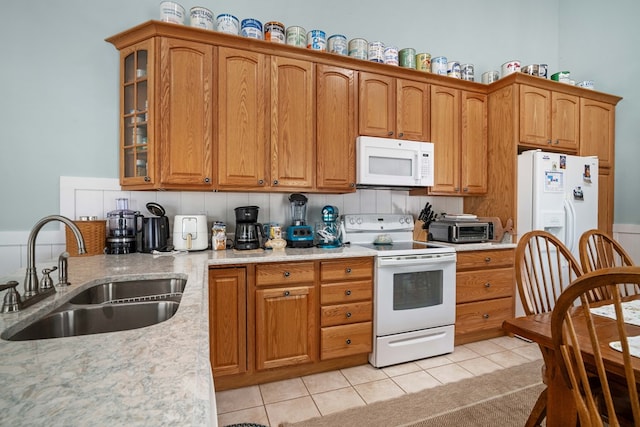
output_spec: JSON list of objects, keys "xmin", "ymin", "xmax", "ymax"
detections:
[{"xmin": 413, "ymin": 220, "xmax": 428, "ymax": 242}]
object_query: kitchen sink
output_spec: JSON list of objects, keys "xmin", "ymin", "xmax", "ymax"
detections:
[
  {"xmin": 2, "ymin": 276, "xmax": 187, "ymax": 341},
  {"xmin": 69, "ymin": 277, "xmax": 187, "ymax": 304}
]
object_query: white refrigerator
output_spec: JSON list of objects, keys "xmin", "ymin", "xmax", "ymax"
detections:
[{"xmin": 516, "ymin": 150, "xmax": 599, "ymax": 314}]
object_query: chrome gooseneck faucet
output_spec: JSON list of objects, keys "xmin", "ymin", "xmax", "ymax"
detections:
[{"xmin": 23, "ymin": 215, "xmax": 87, "ymax": 298}]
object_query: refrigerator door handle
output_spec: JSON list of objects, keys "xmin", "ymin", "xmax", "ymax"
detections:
[{"xmin": 564, "ymin": 199, "xmax": 577, "ymax": 253}]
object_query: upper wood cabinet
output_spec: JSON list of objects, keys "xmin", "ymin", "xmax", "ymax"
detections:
[
  {"xmin": 359, "ymin": 72, "xmax": 430, "ymax": 141},
  {"xmin": 429, "ymin": 86, "xmax": 487, "ymax": 195},
  {"xmin": 579, "ymin": 98, "xmax": 615, "ymax": 169},
  {"xmin": 519, "ymin": 85, "xmax": 579, "ymax": 152},
  {"xmin": 112, "ymin": 37, "xmax": 214, "ymax": 190},
  {"xmin": 316, "ymin": 65, "xmax": 357, "ymax": 192}
]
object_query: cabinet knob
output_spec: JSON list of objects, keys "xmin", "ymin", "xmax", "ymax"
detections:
[
  {"xmin": 258, "ymin": 179, "xmax": 264, "ymax": 185},
  {"xmin": 454, "ymin": 187, "xmax": 460, "ymax": 192},
  {"xmin": 283, "ymin": 290, "xmax": 290, "ymax": 297},
  {"xmin": 345, "ymin": 289, "xmax": 352, "ymax": 296},
  {"xmin": 547, "ymin": 139, "xmax": 552, "ymax": 145},
  {"xmin": 283, "ymin": 271, "xmax": 290, "ymax": 278},
  {"xmin": 463, "ymin": 187, "xmax": 469, "ymax": 192},
  {"xmin": 144, "ymin": 176, "xmax": 151, "ymax": 182},
  {"xmin": 345, "ymin": 339, "xmax": 352, "ymax": 345},
  {"xmin": 350, "ymin": 183, "xmax": 355, "ymax": 188},
  {"xmin": 387, "ymin": 131, "xmax": 394, "ymax": 136},
  {"xmin": 345, "ymin": 267, "xmax": 352, "ymax": 274},
  {"xmin": 398, "ymin": 132, "xmax": 404, "ymax": 138},
  {"xmin": 483, "ymin": 313, "xmax": 490, "ymax": 319},
  {"xmin": 346, "ymin": 312, "xmax": 352, "ymax": 318},
  {"xmin": 484, "ymin": 257, "xmax": 491, "ymax": 263},
  {"xmin": 273, "ymin": 179, "xmax": 279, "ymax": 185},
  {"xmin": 554, "ymin": 139, "xmax": 560, "ymax": 145},
  {"xmin": 204, "ymin": 177, "xmax": 210, "ymax": 183},
  {"xmin": 484, "ymin": 282, "xmax": 491, "ymax": 288}
]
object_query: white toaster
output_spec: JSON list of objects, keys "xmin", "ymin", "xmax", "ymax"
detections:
[{"xmin": 173, "ymin": 215, "xmax": 208, "ymax": 251}]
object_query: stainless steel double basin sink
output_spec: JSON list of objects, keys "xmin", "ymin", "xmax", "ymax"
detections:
[{"xmin": 2, "ymin": 277, "xmax": 187, "ymax": 341}]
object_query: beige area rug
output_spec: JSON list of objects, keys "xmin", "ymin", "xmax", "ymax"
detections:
[{"xmin": 280, "ymin": 361, "xmax": 545, "ymax": 427}]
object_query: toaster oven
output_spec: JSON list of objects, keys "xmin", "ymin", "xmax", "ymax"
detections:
[{"xmin": 429, "ymin": 220, "xmax": 493, "ymax": 243}]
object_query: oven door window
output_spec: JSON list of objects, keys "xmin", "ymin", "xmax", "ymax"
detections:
[{"xmin": 392, "ymin": 270, "xmax": 443, "ymax": 310}]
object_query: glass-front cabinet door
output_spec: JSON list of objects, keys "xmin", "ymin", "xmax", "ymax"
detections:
[{"xmin": 120, "ymin": 40, "xmax": 154, "ymax": 186}]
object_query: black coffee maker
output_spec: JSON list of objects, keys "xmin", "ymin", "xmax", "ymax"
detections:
[{"xmin": 234, "ymin": 206, "xmax": 264, "ymax": 250}]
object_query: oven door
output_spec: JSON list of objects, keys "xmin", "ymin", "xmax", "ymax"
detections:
[{"xmin": 374, "ymin": 252, "xmax": 456, "ymax": 337}]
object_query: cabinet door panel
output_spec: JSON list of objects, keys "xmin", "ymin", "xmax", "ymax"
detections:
[
  {"xmin": 598, "ymin": 168, "xmax": 614, "ymax": 235},
  {"xmin": 255, "ymin": 285, "xmax": 316, "ymax": 370},
  {"xmin": 359, "ymin": 72, "xmax": 395, "ymax": 137},
  {"xmin": 271, "ymin": 57, "xmax": 314, "ymax": 188},
  {"xmin": 430, "ymin": 85, "xmax": 460, "ymax": 193},
  {"xmin": 580, "ymin": 98, "xmax": 615, "ymax": 168},
  {"xmin": 209, "ymin": 268, "xmax": 247, "ymax": 377},
  {"xmin": 460, "ymin": 92, "xmax": 487, "ymax": 194},
  {"xmin": 551, "ymin": 92, "xmax": 579, "ymax": 150},
  {"xmin": 316, "ymin": 65, "xmax": 357, "ymax": 191},
  {"xmin": 159, "ymin": 38, "xmax": 214, "ymax": 186},
  {"xmin": 217, "ymin": 47, "xmax": 269, "ymax": 188},
  {"xmin": 396, "ymin": 79, "xmax": 430, "ymax": 141},
  {"xmin": 520, "ymin": 85, "xmax": 551, "ymax": 146}
]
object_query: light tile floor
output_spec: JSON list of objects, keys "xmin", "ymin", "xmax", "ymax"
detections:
[{"xmin": 215, "ymin": 336, "xmax": 541, "ymax": 427}]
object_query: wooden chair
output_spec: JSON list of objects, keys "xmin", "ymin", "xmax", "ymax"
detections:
[
  {"xmin": 550, "ymin": 267, "xmax": 640, "ymax": 427},
  {"xmin": 515, "ymin": 230, "xmax": 584, "ymax": 427}
]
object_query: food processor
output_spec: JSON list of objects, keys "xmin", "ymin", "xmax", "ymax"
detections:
[
  {"xmin": 105, "ymin": 198, "xmax": 139, "ymax": 254},
  {"xmin": 316, "ymin": 205, "xmax": 343, "ymax": 248},
  {"xmin": 285, "ymin": 194, "xmax": 314, "ymax": 248}
]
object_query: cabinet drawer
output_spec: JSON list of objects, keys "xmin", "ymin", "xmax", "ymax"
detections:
[
  {"xmin": 456, "ymin": 268, "xmax": 514, "ymax": 303},
  {"xmin": 321, "ymin": 301, "xmax": 372, "ymax": 327},
  {"xmin": 321, "ymin": 322, "xmax": 372, "ymax": 360},
  {"xmin": 255, "ymin": 262, "xmax": 315, "ymax": 286},
  {"xmin": 320, "ymin": 258, "xmax": 373, "ymax": 282},
  {"xmin": 456, "ymin": 249, "xmax": 514, "ymax": 270},
  {"xmin": 320, "ymin": 280, "xmax": 372, "ymax": 304},
  {"xmin": 455, "ymin": 297, "xmax": 513, "ymax": 335}
]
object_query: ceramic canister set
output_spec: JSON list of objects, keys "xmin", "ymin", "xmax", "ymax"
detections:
[{"xmin": 159, "ymin": 2, "xmax": 595, "ymax": 88}]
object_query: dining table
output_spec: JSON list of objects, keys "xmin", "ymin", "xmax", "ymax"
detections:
[{"xmin": 502, "ymin": 298, "xmax": 640, "ymax": 427}]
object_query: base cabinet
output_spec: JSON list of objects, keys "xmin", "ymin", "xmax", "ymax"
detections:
[
  {"xmin": 454, "ymin": 249, "xmax": 515, "ymax": 345},
  {"xmin": 210, "ymin": 257, "xmax": 373, "ymax": 391}
]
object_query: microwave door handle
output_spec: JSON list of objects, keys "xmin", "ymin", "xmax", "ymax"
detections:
[{"xmin": 413, "ymin": 154, "xmax": 419, "ymax": 182}]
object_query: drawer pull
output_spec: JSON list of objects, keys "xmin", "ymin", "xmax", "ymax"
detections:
[
  {"xmin": 346, "ymin": 312, "xmax": 352, "ymax": 318},
  {"xmin": 483, "ymin": 313, "xmax": 490, "ymax": 319},
  {"xmin": 283, "ymin": 290, "xmax": 290, "ymax": 297},
  {"xmin": 346, "ymin": 339, "xmax": 352, "ymax": 345},
  {"xmin": 345, "ymin": 289, "xmax": 352, "ymax": 296},
  {"xmin": 283, "ymin": 271, "xmax": 290, "ymax": 278},
  {"xmin": 484, "ymin": 282, "xmax": 491, "ymax": 288},
  {"xmin": 345, "ymin": 267, "xmax": 352, "ymax": 274},
  {"xmin": 484, "ymin": 257, "xmax": 491, "ymax": 263}
]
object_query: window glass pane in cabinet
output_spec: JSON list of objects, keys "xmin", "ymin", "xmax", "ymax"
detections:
[
  {"xmin": 136, "ymin": 125, "xmax": 148, "ymax": 146},
  {"xmin": 136, "ymin": 80, "xmax": 148, "ymax": 114},
  {"xmin": 123, "ymin": 147, "xmax": 135, "ymax": 178},
  {"xmin": 124, "ymin": 84, "xmax": 135, "ymax": 115},
  {"xmin": 125, "ymin": 53, "xmax": 135, "ymax": 83},
  {"xmin": 136, "ymin": 50, "xmax": 148, "ymax": 77}
]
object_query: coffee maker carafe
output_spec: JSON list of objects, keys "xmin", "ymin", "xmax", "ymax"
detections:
[
  {"xmin": 316, "ymin": 205, "xmax": 343, "ymax": 248},
  {"xmin": 233, "ymin": 206, "xmax": 264, "ymax": 250},
  {"xmin": 106, "ymin": 198, "xmax": 139, "ymax": 254}
]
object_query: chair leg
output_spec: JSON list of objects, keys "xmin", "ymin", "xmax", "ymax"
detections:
[{"xmin": 525, "ymin": 387, "xmax": 548, "ymax": 427}]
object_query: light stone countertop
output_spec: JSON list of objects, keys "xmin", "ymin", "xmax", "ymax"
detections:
[{"xmin": 0, "ymin": 245, "xmax": 376, "ymax": 427}]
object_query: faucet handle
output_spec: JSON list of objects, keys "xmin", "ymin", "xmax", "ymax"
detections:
[
  {"xmin": 40, "ymin": 266, "xmax": 58, "ymax": 290},
  {"xmin": 1, "ymin": 281, "xmax": 21, "ymax": 313}
]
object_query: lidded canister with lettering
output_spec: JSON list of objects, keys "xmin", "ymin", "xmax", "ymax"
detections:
[
  {"xmin": 431, "ymin": 56, "xmax": 448, "ymax": 75},
  {"xmin": 461, "ymin": 64, "xmax": 475, "ymax": 81},
  {"xmin": 367, "ymin": 41, "xmax": 385, "ymax": 63},
  {"xmin": 264, "ymin": 21, "xmax": 285, "ymax": 43},
  {"xmin": 447, "ymin": 61, "xmax": 461, "ymax": 78},
  {"xmin": 307, "ymin": 29, "xmax": 327, "ymax": 51},
  {"xmin": 216, "ymin": 13, "xmax": 239, "ymax": 35},
  {"xmin": 241, "ymin": 18, "xmax": 263, "ymax": 39},
  {"xmin": 327, "ymin": 34, "xmax": 348, "ymax": 55},
  {"xmin": 416, "ymin": 53, "xmax": 431, "ymax": 72},
  {"xmin": 348, "ymin": 38, "xmax": 368, "ymax": 60},
  {"xmin": 399, "ymin": 48, "xmax": 416, "ymax": 68},
  {"xmin": 286, "ymin": 25, "xmax": 306, "ymax": 47},
  {"xmin": 384, "ymin": 46, "xmax": 399, "ymax": 66}
]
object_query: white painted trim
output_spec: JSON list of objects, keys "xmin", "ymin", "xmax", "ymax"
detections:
[{"xmin": 613, "ymin": 223, "xmax": 640, "ymax": 234}]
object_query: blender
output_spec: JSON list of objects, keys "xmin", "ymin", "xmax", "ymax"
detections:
[
  {"xmin": 285, "ymin": 194, "xmax": 314, "ymax": 248},
  {"xmin": 105, "ymin": 198, "xmax": 140, "ymax": 254},
  {"xmin": 316, "ymin": 205, "xmax": 343, "ymax": 248}
]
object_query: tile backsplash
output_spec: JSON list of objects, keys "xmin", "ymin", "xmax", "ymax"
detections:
[{"xmin": 0, "ymin": 176, "xmax": 462, "ymax": 278}]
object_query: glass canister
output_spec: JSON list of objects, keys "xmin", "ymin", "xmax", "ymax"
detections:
[{"xmin": 212, "ymin": 221, "xmax": 227, "ymax": 250}]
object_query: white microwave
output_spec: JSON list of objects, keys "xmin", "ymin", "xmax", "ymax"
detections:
[{"xmin": 356, "ymin": 136, "xmax": 434, "ymax": 188}]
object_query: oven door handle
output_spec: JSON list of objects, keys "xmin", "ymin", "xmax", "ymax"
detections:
[{"xmin": 377, "ymin": 253, "xmax": 456, "ymax": 267}]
